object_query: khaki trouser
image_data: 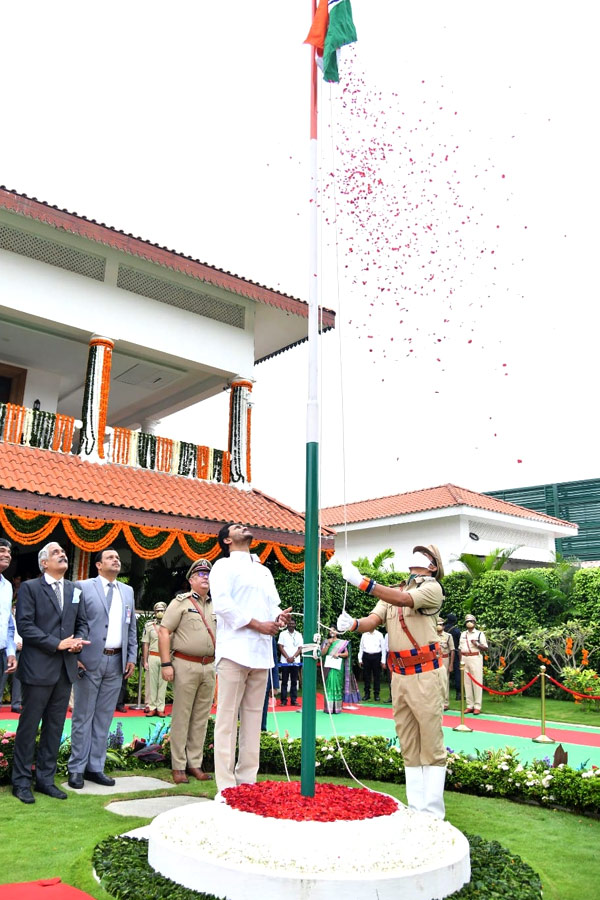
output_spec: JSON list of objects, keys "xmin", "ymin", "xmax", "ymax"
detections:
[
  {"xmin": 463, "ymin": 654, "xmax": 483, "ymax": 711},
  {"xmin": 441, "ymin": 657, "xmax": 451, "ymax": 706},
  {"xmin": 169, "ymin": 657, "xmax": 216, "ymax": 770},
  {"xmin": 391, "ymin": 667, "xmax": 446, "ymax": 768},
  {"xmin": 214, "ymin": 658, "xmax": 268, "ymax": 793},
  {"xmin": 147, "ymin": 655, "xmax": 168, "ymax": 713}
]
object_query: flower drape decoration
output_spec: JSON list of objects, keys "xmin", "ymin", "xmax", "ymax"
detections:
[
  {"xmin": 78, "ymin": 336, "xmax": 114, "ymax": 460},
  {"xmin": 228, "ymin": 379, "xmax": 253, "ymax": 484},
  {"xmin": 107, "ymin": 428, "xmax": 230, "ymax": 483},
  {"xmin": 0, "ymin": 503, "xmax": 333, "ymax": 570},
  {"xmin": 0, "ymin": 403, "xmax": 76, "ymax": 453}
]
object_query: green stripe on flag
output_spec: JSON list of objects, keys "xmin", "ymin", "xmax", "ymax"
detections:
[{"xmin": 323, "ymin": 0, "xmax": 357, "ymax": 83}]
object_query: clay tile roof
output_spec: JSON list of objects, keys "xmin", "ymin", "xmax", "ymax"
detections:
[
  {"xmin": 0, "ymin": 186, "xmax": 335, "ymax": 330},
  {"xmin": 0, "ymin": 443, "xmax": 333, "ymax": 545},
  {"xmin": 320, "ymin": 484, "xmax": 577, "ymax": 530}
]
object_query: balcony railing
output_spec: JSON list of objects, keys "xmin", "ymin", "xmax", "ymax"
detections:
[
  {"xmin": 0, "ymin": 402, "xmax": 79, "ymax": 452},
  {"xmin": 107, "ymin": 427, "xmax": 231, "ymax": 483},
  {"xmin": 0, "ymin": 403, "xmax": 231, "ymax": 484}
]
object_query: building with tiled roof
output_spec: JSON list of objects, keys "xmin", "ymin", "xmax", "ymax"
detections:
[
  {"xmin": 0, "ymin": 187, "xmax": 334, "ymax": 580},
  {"xmin": 321, "ymin": 484, "xmax": 578, "ymax": 573}
]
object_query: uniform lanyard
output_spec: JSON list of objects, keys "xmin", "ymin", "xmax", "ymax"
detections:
[{"xmin": 189, "ymin": 594, "xmax": 216, "ymax": 648}]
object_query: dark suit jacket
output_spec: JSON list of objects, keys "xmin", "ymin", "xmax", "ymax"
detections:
[
  {"xmin": 15, "ymin": 577, "xmax": 88, "ymax": 685},
  {"xmin": 76, "ymin": 577, "xmax": 137, "ymax": 674}
]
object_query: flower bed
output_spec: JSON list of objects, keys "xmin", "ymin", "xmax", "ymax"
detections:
[
  {"xmin": 1, "ymin": 722, "xmax": 599, "ymax": 817},
  {"xmin": 222, "ymin": 780, "xmax": 397, "ymax": 821}
]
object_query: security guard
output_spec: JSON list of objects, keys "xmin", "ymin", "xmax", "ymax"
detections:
[
  {"xmin": 142, "ymin": 602, "xmax": 169, "ymax": 717},
  {"xmin": 338, "ymin": 544, "xmax": 447, "ymax": 819},
  {"xmin": 459, "ymin": 614, "xmax": 488, "ymax": 715},
  {"xmin": 158, "ymin": 559, "xmax": 216, "ymax": 784},
  {"xmin": 436, "ymin": 617, "xmax": 455, "ymax": 710}
]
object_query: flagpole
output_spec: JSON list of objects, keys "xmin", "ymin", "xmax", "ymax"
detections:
[{"xmin": 300, "ymin": 0, "xmax": 320, "ymax": 798}]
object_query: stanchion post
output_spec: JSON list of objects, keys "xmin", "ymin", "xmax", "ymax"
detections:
[
  {"xmin": 453, "ymin": 661, "xmax": 473, "ymax": 733},
  {"xmin": 532, "ymin": 665, "xmax": 555, "ymax": 744},
  {"xmin": 129, "ymin": 662, "xmax": 147, "ymax": 711}
]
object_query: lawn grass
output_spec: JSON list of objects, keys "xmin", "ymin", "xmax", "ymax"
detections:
[
  {"xmin": 444, "ymin": 694, "xmax": 600, "ymax": 727},
  {"xmin": 1, "ymin": 769, "xmax": 599, "ymax": 900}
]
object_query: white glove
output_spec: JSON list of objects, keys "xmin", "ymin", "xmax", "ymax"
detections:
[
  {"xmin": 342, "ymin": 561, "xmax": 366, "ymax": 588},
  {"xmin": 337, "ymin": 611, "xmax": 357, "ymax": 633}
]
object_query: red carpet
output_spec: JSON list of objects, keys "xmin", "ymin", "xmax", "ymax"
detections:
[{"xmin": 0, "ymin": 879, "xmax": 94, "ymax": 899}]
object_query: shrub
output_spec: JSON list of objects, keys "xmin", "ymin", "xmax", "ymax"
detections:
[{"xmin": 440, "ymin": 570, "xmax": 472, "ymax": 621}]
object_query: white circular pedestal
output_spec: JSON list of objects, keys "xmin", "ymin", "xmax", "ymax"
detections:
[{"xmin": 148, "ymin": 797, "xmax": 470, "ymax": 900}]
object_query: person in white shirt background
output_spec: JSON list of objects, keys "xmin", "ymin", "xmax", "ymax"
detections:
[
  {"xmin": 0, "ymin": 539, "xmax": 17, "ymax": 707},
  {"xmin": 358, "ymin": 627, "xmax": 386, "ymax": 701},
  {"xmin": 277, "ymin": 617, "xmax": 303, "ymax": 706},
  {"xmin": 210, "ymin": 523, "xmax": 291, "ymax": 795}
]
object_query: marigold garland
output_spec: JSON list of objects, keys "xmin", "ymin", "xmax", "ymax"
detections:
[
  {"xmin": 246, "ymin": 404, "xmax": 252, "ymax": 482},
  {"xmin": 95, "ymin": 338, "xmax": 113, "ymax": 461},
  {"xmin": 63, "ymin": 519, "xmax": 122, "ymax": 552},
  {"xmin": 0, "ymin": 503, "xmax": 328, "ymax": 571},
  {"xmin": 122, "ymin": 524, "xmax": 178, "ymax": 560},
  {"xmin": 0, "ymin": 507, "xmax": 60, "ymax": 545}
]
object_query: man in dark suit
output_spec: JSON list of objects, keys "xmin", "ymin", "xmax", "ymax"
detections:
[
  {"xmin": 67, "ymin": 547, "xmax": 137, "ymax": 788},
  {"xmin": 12, "ymin": 542, "xmax": 89, "ymax": 804}
]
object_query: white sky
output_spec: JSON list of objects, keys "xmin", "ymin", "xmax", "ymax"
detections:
[{"xmin": 2, "ymin": 1, "xmax": 598, "ymax": 512}]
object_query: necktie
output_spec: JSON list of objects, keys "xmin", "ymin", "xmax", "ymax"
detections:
[
  {"xmin": 53, "ymin": 581, "xmax": 63, "ymax": 611},
  {"xmin": 107, "ymin": 582, "xmax": 115, "ymax": 609}
]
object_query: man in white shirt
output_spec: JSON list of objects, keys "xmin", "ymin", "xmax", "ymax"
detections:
[
  {"xmin": 278, "ymin": 618, "xmax": 303, "ymax": 706},
  {"xmin": 210, "ymin": 523, "xmax": 291, "ymax": 794},
  {"xmin": 0, "ymin": 539, "xmax": 17, "ymax": 703},
  {"xmin": 67, "ymin": 547, "xmax": 137, "ymax": 788},
  {"xmin": 358, "ymin": 628, "xmax": 386, "ymax": 701}
]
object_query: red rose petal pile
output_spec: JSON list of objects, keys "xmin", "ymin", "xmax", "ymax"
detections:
[{"xmin": 221, "ymin": 781, "xmax": 398, "ymax": 822}]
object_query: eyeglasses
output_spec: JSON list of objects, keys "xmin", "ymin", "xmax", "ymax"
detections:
[{"xmin": 191, "ymin": 569, "xmax": 210, "ymax": 577}]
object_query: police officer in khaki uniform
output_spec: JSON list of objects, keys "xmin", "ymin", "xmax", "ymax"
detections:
[
  {"xmin": 459, "ymin": 614, "xmax": 488, "ymax": 715},
  {"xmin": 436, "ymin": 617, "xmax": 455, "ymax": 711},
  {"xmin": 338, "ymin": 544, "xmax": 447, "ymax": 819},
  {"xmin": 158, "ymin": 559, "xmax": 216, "ymax": 784},
  {"xmin": 142, "ymin": 602, "xmax": 168, "ymax": 717}
]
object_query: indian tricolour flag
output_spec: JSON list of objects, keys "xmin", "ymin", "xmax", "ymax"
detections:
[{"xmin": 305, "ymin": 0, "xmax": 357, "ymax": 83}]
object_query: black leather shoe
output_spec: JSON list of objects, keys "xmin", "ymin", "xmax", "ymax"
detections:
[
  {"xmin": 13, "ymin": 785, "xmax": 35, "ymax": 804},
  {"xmin": 68, "ymin": 773, "xmax": 84, "ymax": 789},
  {"xmin": 84, "ymin": 770, "xmax": 115, "ymax": 786},
  {"xmin": 35, "ymin": 783, "xmax": 67, "ymax": 800}
]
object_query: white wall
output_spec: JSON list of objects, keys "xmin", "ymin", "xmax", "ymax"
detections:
[
  {"xmin": 328, "ymin": 514, "xmax": 461, "ymax": 574},
  {"xmin": 22, "ymin": 367, "xmax": 62, "ymax": 412},
  {"xmin": 0, "ymin": 248, "xmax": 255, "ymax": 376},
  {"xmin": 327, "ymin": 512, "xmax": 559, "ymax": 573}
]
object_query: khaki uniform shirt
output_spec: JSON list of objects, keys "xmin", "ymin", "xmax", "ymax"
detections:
[
  {"xmin": 371, "ymin": 577, "xmax": 443, "ymax": 652},
  {"xmin": 438, "ymin": 630, "xmax": 455, "ymax": 658},
  {"xmin": 142, "ymin": 620, "xmax": 161, "ymax": 653},
  {"xmin": 459, "ymin": 629, "xmax": 488, "ymax": 655},
  {"xmin": 161, "ymin": 591, "xmax": 216, "ymax": 658}
]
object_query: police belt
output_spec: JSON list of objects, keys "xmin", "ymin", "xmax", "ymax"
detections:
[
  {"xmin": 461, "ymin": 651, "xmax": 480, "ymax": 657},
  {"xmin": 173, "ymin": 651, "xmax": 215, "ymax": 665},
  {"xmin": 149, "ymin": 651, "xmax": 160, "ymax": 657},
  {"xmin": 388, "ymin": 643, "xmax": 441, "ymax": 675}
]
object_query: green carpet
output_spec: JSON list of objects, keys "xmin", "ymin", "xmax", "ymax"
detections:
[{"xmin": 2, "ymin": 705, "xmax": 598, "ymax": 770}]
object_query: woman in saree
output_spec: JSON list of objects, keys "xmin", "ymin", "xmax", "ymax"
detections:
[{"xmin": 321, "ymin": 627, "xmax": 349, "ymax": 714}]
